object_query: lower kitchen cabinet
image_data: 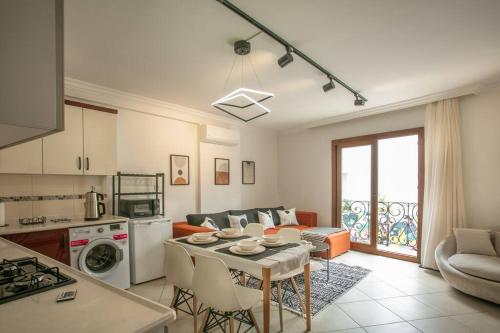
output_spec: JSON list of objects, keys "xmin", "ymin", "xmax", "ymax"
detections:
[{"xmin": 2, "ymin": 229, "xmax": 70, "ymax": 265}]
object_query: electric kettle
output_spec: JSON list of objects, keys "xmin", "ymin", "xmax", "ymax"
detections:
[{"xmin": 84, "ymin": 186, "xmax": 106, "ymax": 220}]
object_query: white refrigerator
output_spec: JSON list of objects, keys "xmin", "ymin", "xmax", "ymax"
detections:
[{"xmin": 129, "ymin": 216, "xmax": 172, "ymax": 284}]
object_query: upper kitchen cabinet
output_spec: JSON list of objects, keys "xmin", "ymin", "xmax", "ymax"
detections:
[
  {"xmin": 83, "ymin": 108, "xmax": 117, "ymax": 175},
  {"xmin": 42, "ymin": 101, "xmax": 117, "ymax": 176},
  {"xmin": 0, "ymin": 0, "xmax": 64, "ymax": 149},
  {"xmin": 0, "ymin": 139, "xmax": 43, "ymax": 174},
  {"xmin": 43, "ymin": 105, "xmax": 84, "ymax": 175}
]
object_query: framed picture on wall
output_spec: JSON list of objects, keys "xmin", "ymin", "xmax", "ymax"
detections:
[
  {"xmin": 242, "ymin": 161, "xmax": 255, "ymax": 184},
  {"xmin": 170, "ymin": 154, "xmax": 190, "ymax": 185},
  {"xmin": 215, "ymin": 158, "xmax": 230, "ymax": 185}
]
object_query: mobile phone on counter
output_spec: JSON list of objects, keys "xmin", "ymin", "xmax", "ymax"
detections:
[{"xmin": 56, "ymin": 290, "xmax": 77, "ymax": 302}]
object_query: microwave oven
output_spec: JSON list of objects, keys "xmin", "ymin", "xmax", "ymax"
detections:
[{"xmin": 118, "ymin": 199, "xmax": 161, "ymax": 218}]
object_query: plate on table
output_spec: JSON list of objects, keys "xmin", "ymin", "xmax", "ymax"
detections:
[
  {"xmin": 229, "ymin": 245, "xmax": 266, "ymax": 256},
  {"xmin": 260, "ymin": 240, "xmax": 289, "ymax": 248},
  {"xmin": 186, "ymin": 236, "xmax": 219, "ymax": 244},
  {"xmin": 216, "ymin": 232, "xmax": 243, "ymax": 239}
]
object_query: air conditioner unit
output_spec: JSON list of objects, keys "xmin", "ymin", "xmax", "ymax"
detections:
[{"xmin": 200, "ymin": 124, "xmax": 239, "ymax": 146}]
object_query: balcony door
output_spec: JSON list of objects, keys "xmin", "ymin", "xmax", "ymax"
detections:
[{"xmin": 332, "ymin": 128, "xmax": 424, "ymax": 262}]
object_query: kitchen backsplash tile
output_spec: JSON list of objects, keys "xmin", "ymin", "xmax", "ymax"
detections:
[
  {"xmin": 33, "ymin": 200, "xmax": 75, "ymax": 218},
  {"xmin": 32, "ymin": 174, "xmax": 75, "ymax": 196},
  {"xmin": 0, "ymin": 174, "xmax": 32, "ymax": 196},
  {"xmin": 0, "ymin": 174, "xmax": 107, "ymax": 221},
  {"xmin": 4, "ymin": 202, "xmax": 33, "ymax": 221}
]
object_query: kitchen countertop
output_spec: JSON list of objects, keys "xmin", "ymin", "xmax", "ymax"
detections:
[
  {"xmin": 0, "ymin": 237, "xmax": 175, "ymax": 333},
  {"xmin": 0, "ymin": 215, "xmax": 129, "ymax": 236}
]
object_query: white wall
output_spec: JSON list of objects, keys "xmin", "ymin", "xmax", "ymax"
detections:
[
  {"xmin": 278, "ymin": 87, "xmax": 500, "ymax": 230},
  {"xmin": 117, "ymin": 109, "xmax": 199, "ymax": 222},
  {"xmin": 240, "ymin": 126, "xmax": 280, "ymax": 208},
  {"xmin": 461, "ymin": 86, "xmax": 500, "ymax": 229},
  {"xmin": 199, "ymin": 142, "xmax": 241, "ymax": 212}
]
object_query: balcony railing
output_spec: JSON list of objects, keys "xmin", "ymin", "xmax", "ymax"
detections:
[{"xmin": 341, "ymin": 199, "xmax": 418, "ymax": 256}]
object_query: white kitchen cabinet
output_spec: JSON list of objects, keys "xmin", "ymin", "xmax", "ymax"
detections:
[
  {"xmin": 43, "ymin": 105, "xmax": 84, "ymax": 175},
  {"xmin": 83, "ymin": 109, "xmax": 117, "ymax": 175},
  {"xmin": 0, "ymin": 139, "xmax": 43, "ymax": 174}
]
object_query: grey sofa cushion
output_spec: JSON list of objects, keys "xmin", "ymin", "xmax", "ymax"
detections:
[
  {"xmin": 454, "ymin": 228, "xmax": 497, "ymax": 256},
  {"xmin": 449, "ymin": 254, "xmax": 500, "ymax": 282},
  {"xmin": 186, "ymin": 211, "xmax": 230, "ymax": 229},
  {"xmin": 229, "ymin": 209, "xmax": 259, "ymax": 223},
  {"xmin": 258, "ymin": 206, "xmax": 285, "ymax": 226}
]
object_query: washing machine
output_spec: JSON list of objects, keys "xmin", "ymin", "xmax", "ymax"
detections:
[{"xmin": 69, "ymin": 221, "xmax": 130, "ymax": 289}]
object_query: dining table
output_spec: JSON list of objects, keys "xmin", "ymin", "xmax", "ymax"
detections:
[{"xmin": 168, "ymin": 233, "xmax": 312, "ymax": 333}]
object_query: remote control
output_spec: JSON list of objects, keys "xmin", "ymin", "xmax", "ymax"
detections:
[{"xmin": 56, "ymin": 290, "xmax": 77, "ymax": 302}]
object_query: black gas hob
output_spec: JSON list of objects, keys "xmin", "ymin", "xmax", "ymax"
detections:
[{"xmin": 0, "ymin": 257, "xmax": 76, "ymax": 304}]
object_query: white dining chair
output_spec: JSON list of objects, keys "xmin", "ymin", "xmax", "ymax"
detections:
[
  {"xmin": 163, "ymin": 242, "xmax": 198, "ymax": 333},
  {"xmin": 277, "ymin": 227, "xmax": 302, "ymax": 242},
  {"xmin": 243, "ymin": 223, "xmax": 264, "ymax": 237},
  {"xmin": 193, "ymin": 254, "xmax": 262, "ymax": 333},
  {"xmin": 250, "ymin": 228, "xmax": 322, "ymax": 332}
]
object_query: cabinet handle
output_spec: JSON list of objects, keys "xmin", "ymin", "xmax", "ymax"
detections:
[
  {"xmin": 78, "ymin": 157, "xmax": 82, "ymax": 170},
  {"xmin": 86, "ymin": 157, "xmax": 90, "ymax": 171}
]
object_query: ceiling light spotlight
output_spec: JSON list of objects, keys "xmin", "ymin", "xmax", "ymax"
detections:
[
  {"xmin": 277, "ymin": 46, "xmax": 294, "ymax": 68},
  {"xmin": 322, "ymin": 77, "xmax": 335, "ymax": 92},
  {"xmin": 354, "ymin": 94, "xmax": 365, "ymax": 106}
]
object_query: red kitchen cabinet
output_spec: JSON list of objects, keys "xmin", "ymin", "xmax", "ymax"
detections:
[{"xmin": 2, "ymin": 229, "xmax": 70, "ymax": 265}]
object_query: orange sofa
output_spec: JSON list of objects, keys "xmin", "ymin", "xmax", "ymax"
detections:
[{"xmin": 173, "ymin": 210, "xmax": 350, "ymax": 259}]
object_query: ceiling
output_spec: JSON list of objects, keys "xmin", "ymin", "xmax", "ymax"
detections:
[{"xmin": 65, "ymin": 0, "xmax": 500, "ymax": 130}]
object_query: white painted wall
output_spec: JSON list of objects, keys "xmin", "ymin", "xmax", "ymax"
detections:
[
  {"xmin": 240, "ymin": 126, "xmax": 280, "ymax": 208},
  {"xmin": 199, "ymin": 142, "xmax": 241, "ymax": 213},
  {"xmin": 461, "ymin": 86, "xmax": 500, "ymax": 229},
  {"xmin": 278, "ymin": 87, "xmax": 500, "ymax": 230},
  {"xmin": 117, "ymin": 109, "xmax": 199, "ymax": 222}
]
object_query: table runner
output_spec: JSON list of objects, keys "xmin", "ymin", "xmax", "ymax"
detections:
[
  {"xmin": 215, "ymin": 243, "xmax": 300, "ymax": 261},
  {"xmin": 170, "ymin": 236, "xmax": 309, "ymax": 276},
  {"xmin": 176, "ymin": 237, "xmax": 229, "ymax": 248}
]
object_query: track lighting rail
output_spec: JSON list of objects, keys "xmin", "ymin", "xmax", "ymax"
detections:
[{"xmin": 216, "ymin": 0, "xmax": 368, "ymax": 103}]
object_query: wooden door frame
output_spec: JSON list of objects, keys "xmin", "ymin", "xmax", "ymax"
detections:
[{"xmin": 332, "ymin": 127, "xmax": 424, "ymax": 263}]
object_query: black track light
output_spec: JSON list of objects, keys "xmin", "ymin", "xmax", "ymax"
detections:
[
  {"xmin": 354, "ymin": 94, "xmax": 365, "ymax": 106},
  {"xmin": 322, "ymin": 77, "xmax": 335, "ymax": 92},
  {"xmin": 277, "ymin": 47, "xmax": 293, "ymax": 68}
]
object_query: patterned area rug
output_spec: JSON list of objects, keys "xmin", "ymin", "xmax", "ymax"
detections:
[{"xmin": 247, "ymin": 261, "xmax": 371, "ymax": 316}]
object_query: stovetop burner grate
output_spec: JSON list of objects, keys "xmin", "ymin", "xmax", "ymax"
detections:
[{"xmin": 0, "ymin": 257, "xmax": 76, "ymax": 304}]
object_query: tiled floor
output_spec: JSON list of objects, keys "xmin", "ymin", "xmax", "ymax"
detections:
[{"xmin": 128, "ymin": 251, "xmax": 500, "ymax": 332}]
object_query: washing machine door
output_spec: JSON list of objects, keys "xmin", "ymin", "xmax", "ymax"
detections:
[{"xmin": 78, "ymin": 238, "xmax": 123, "ymax": 279}]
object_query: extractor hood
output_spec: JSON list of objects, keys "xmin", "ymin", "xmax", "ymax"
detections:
[{"xmin": 0, "ymin": 0, "xmax": 64, "ymax": 149}]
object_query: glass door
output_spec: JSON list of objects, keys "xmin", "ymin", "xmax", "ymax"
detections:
[
  {"xmin": 332, "ymin": 128, "xmax": 423, "ymax": 262},
  {"xmin": 338, "ymin": 143, "xmax": 373, "ymax": 251},
  {"xmin": 377, "ymin": 135, "xmax": 419, "ymax": 257}
]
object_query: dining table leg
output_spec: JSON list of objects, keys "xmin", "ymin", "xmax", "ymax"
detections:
[
  {"xmin": 304, "ymin": 263, "xmax": 312, "ymax": 332},
  {"xmin": 262, "ymin": 267, "xmax": 271, "ymax": 333}
]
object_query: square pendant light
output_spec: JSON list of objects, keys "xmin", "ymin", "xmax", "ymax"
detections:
[{"xmin": 212, "ymin": 88, "xmax": 274, "ymax": 122}]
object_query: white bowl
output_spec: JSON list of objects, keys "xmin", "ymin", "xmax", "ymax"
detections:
[
  {"xmin": 192, "ymin": 232, "xmax": 212, "ymax": 241},
  {"xmin": 262, "ymin": 234, "xmax": 281, "ymax": 243},
  {"xmin": 222, "ymin": 228, "xmax": 239, "ymax": 235},
  {"xmin": 237, "ymin": 240, "xmax": 259, "ymax": 251}
]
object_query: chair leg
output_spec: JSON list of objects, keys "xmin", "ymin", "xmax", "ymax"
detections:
[
  {"xmin": 192, "ymin": 295, "xmax": 197, "ymax": 333},
  {"xmin": 248, "ymin": 309, "xmax": 261, "ymax": 333},
  {"xmin": 198, "ymin": 309, "xmax": 209, "ymax": 333},
  {"xmin": 290, "ymin": 277, "xmax": 306, "ymax": 315},
  {"xmin": 277, "ymin": 281, "xmax": 284, "ymax": 332},
  {"xmin": 170, "ymin": 286, "xmax": 179, "ymax": 313}
]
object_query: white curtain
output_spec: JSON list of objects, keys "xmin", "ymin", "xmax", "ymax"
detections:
[{"xmin": 421, "ymin": 98, "xmax": 466, "ymax": 270}]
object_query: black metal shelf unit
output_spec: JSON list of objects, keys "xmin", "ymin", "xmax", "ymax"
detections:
[{"xmin": 112, "ymin": 172, "xmax": 165, "ymax": 216}]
